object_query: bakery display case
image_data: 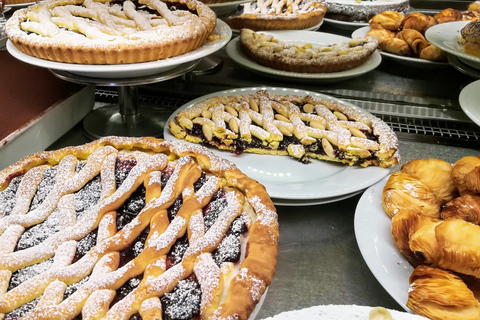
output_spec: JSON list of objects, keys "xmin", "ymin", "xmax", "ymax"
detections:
[{"xmin": 1, "ymin": 0, "xmax": 480, "ymax": 319}]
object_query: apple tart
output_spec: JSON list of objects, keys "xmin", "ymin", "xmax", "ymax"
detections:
[
  {"xmin": 168, "ymin": 90, "xmax": 400, "ymax": 168},
  {"xmin": 0, "ymin": 136, "xmax": 279, "ymax": 320},
  {"xmin": 225, "ymin": 0, "xmax": 326, "ymax": 30},
  {"xmin": 5, "ymin": 0, "xmax": 217, "ymax": 64},
  {"xmin": 239, "ymin": 28, "xmax": 378, "ymax": 73}
]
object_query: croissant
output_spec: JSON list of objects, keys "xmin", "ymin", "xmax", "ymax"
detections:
[
  {"xmin": 369, "ymin": 11, "xmax": 405, "ymax": 31},
  {"xmin": 468, "ymin": 1, "xmax": 480, "ymax": 13},
  {"xmin": 401, "ymin": 159, "xmax": 457, "ymax": 204},
  {"xmin": 409, "ymin": 218, "xmax": 480, "ymax": 278},
  {"xmin": 402, "ymin": 12, "xmax": 438, "ymax": 34},
  {"xmin": 452, "ymin": 156, "xmax": 480, "ymax": 195},
  {"xmin": 419, "ymin": 44, "xmax": 448, "ymax": 61},
  {"xmin": 366, "ymin": 27, "xmax": 395, "ymax": 43},
  {"xmin": 442, "ymin": 194, "xmax": 480, "ymax": 224},
  {"xmin": 382, "ymin": 172, "xmax": 441, "ymax": 218},
  {"xmin": 434, "ymin": 8, "xmax": 463, "ymax": 24},
  {"xmin": 408, "ymin": 265, "xmax": 480, "ymax": 320},
  {"xmin": 379, "ymin": 38, "xmax": 412, "ymax": 56},
  {"xmin": 391, "ymin": 210, "xmax": 439, "ymax": 266},
  {"xmin": 463, "ymin": 11, "xmax": 480, "ymax": 21},
  {"xmin": 395, "ymin": 29, "xmax": 429, "ymax": 56}
]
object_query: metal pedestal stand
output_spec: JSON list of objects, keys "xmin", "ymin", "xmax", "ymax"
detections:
[{"xmin": 50, "ymin": 59, "xmax": 200, "ymax": 140}]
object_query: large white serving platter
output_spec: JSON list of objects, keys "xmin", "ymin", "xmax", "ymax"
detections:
[
  {"xmin": 226, "ymin": 31, "xmax": 381, "ymax": 83},
  {"xmin": 354, "ymin": 175, "xmax": 413, "ymax": 312},
  {"xmin": 259, "ymin": 304, "xmax": 427, "ymax": 320},
  {"xmin": 459, "ymin": 79, "xmax": 480, "ymax": 128},
  {"xmin": 6, "ymin": 19, "xmax": 231, "ymax": 79},
  {"xmin": 425, "ymin": 21, "xmax": 480, "ymax": 69},
  {"xmin": 164, "ymin": 87, "xmax": 394, "ymax": 201},
  {"xmin": 352, "ymin": 26, "xmax": 449, "ymax": 67},
  {"xmin": 324, "ymin": 17, "xmax": 369, "ymax": 30}
]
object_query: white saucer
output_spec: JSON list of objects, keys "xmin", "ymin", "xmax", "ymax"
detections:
[
  {"xmin": 448, "ymin": 54, "xmax": 480, "ymax": 79},
  {"xmin": 459, "ymin": 79, "xmax": 480, "ymax": 127},
  {"xmin": 272, "ymin": 189, "xmax": 364, "ymax": 206},
  {"xmin": 323, "ymin": 17, "xmax": 369, "ymax": 30},
  {"xmin": 6, "ymin": 19, "xmax": 232, "ymax": 79}
]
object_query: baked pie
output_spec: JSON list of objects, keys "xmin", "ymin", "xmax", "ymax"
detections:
[
  {"xmin": 224, "ymin": 0, "xmax": 326, "ymax": 30},
  {"xmin": 0, "ymin": 136, "xmax": 279, "ymax": 320},
  {"xmin": 322, "ymin": 0, "xmax": 409, "ymax": 23},
  {"xmin": 239, "ymin": 28, "xmax": 378, "ymax": 73},
  {"xmin": 168, "ymin": 90, "xmax": 400, "ymax": 167},
  {"xmin": 5, "ymin": 0, "xmax": 217, "ymax": 64}
]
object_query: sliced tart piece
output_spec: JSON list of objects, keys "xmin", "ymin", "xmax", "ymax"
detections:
[{"xmin": 169, "ymin": 90, "xmax": 400, "ymax": 168}]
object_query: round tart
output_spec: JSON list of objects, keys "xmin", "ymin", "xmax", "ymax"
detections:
[
  {"xmin": 168, "ymin": 89, "xmax": 400, "ymax": 168},
  {"xmin": 225, "ymin": 0, "xmax": 326, "ymax": 30},
  {"xmin": 239, "ymin": 29, "xmax": 379, "ymax": 73},
  {"xmin": 0, "ymin": 136, "xmax": 278, "ymax": 320},
  {"xmin": 5, "ymin": 0, "xmax": 217, "ymax": 64},
  {"xmin": 323, "ymin": 0, "xmax": 410, "ymax": 23}
]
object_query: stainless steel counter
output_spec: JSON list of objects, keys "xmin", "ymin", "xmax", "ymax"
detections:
[{"xmin": 44, "ymin": 18, "xmax": 480, "ymax": 319}]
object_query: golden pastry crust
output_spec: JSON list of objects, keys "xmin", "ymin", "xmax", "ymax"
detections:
[
  {"xmin": 169, "ymin": 89, "xmax": 400, "ymax": 168},
  {"xmin": 225, "ymin": 0, "xmax": 326, "ymax": 30},
  {"xmin": 461, "ymin": 20, "xmax": 480, "ymax": 57},
  {"xmin": 434, "ymin": 8, "xmax": 463, "ymax": 24},
  {"xmin": 368, "ymin": 10, "xmax": 405, "ymax": 31},
  {"xmin": 5, "ymin": 0, "xmax": 217, "ymax": 64},
  {"xmin": 239, "ymin": 29, "xmax": 379, "ymax": 73},
  {"xmin": 401, "ymin": 12, "xmax": 437, "ymax": 34},
  {"xmin": 0, "ymin": 136, "xmax": 279, "ymax": 320}
]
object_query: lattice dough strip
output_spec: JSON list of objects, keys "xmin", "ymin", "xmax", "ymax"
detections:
[
  {"xmin": 139, "ymin": 296, "xmax": 162, "ymax": 320},
  {"xmin": 350, "ymin": 136, "xmax": 379, "ymax": 151},
  {"xmin": 0, "ymin": 226, "xmax": 24, "ymax": 255},
  {"xmin": 123, "ymin": 1, "xmax": 153, "ymax": 30},
  {"xmin": 338, "ymin": 120, "xmax": 371, "ymax": 132},
  {"xmin": 239, "ymin": 102, "xmax": 253, "ymax": 141},
  {"xmin": 82, "ymin": 288, "xmax": 116, "ymax": 319},
  {"xmin": 194, "ymin": 253, "xmax": 223, "ymax": 319},
  {"xmin": 259, "ymin": 98, "xmax": 283, "ymax": 142}
]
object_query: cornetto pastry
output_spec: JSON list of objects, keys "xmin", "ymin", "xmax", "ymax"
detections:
[
  {"xmin": 434, "ymin": 8, "xmax": 462, "ymax": 23},
  {"xmin": 5, "ymin": 0, "xmax": 217, "ymax": 64},
  {"xmin": 239, "ymin": 29, "xmax": 378, "ymax": 73},
  {"xmin": 461, "ymin": 19, "xmax": 480, "ymax": 57},
  {"xmin": 169, "ymin": 90, "xmax": 400, "ymax": 168},
  {"xmin": 381, "ymin": 156, "xmax": 480, "ymax": 319},
  {"xmin": 0, "ymin": 136, "xmax": 279, "ymax": 320},
  {"xmin": 394, "ymin": 29, "xmax": 428, "ymax": 55},
  {"xmin": 368, "ymin": 10, "xmax": 405, "ymax": 31},
  {"xmin": 401, "ymin": 12, "xmax": 437, "ymax": 34},
  {"xmin": 224, "ymin": 0, "xmax": 326, "ymax": 31}
]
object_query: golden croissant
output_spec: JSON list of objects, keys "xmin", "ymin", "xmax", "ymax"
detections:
[
  {"xmin": 408, "ymin": 265, "xmax": 480, "ymax": 320},
  {"xmin": 383, "ymin": 172, "xmax": 441, "ymax": 218},
  {"xmin": 395, "ymin": 29, "xmax": 428, "ymax": 55},
  {"xmin": 442, "ymin": 193, "xmax": 480, "ymax": 224},
  {"xmin": 409, "ymin": 218, "xmax": 480, "ymax": 278},
  {"xmin": 452, "ymin": 156, "xmax": 480, "ymax": 195},
  {"xmin": 468, "ymin": 1, "xmax": 480, "ymax": 13},
  {"xmin": 366, "ymin": 27, "xmax": 395, "ymax": 43},
  {"xmin": 402, "ymin": 12, "xmax": 437, "ymax": 34},
  {"xmin": 434, "ymin": 8, "xmax": 463, "ymax": 24},
  {"xmin": 419, "ymin": 44, "xmax": 447, "ymax": 61},
  {"xmin": 379, "ymin": 38, "xmax": 412, "ymax": 56},
  {"xmin": 391, "ymin": 210, "xmax": 439, "ymax": 266},
  {"xmin": 401, "ymin": 159, "xmax": 457, "ymax": 204},
  {"xmin": 369, "ymin": 11, "xmax": 405, "ymax": 31}
]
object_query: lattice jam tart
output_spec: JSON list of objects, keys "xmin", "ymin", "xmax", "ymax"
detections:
[
  {"xmin": 5, "ymin": 0, "xmax": 217, "ymax": 64},
  {"xmin": 169, "ymin": 90, "xmax": 400, "ymax": 167},
  {"xmin": 225, "ymin": 0, "xmax": 326, "ymax": 30},
  {"xmin": 239, "ymin": 29, "xmax": 378, "ymax": 73},
  {"xmin": 0, "ymin": 137, "xmax": 279, "ymax": 320}
]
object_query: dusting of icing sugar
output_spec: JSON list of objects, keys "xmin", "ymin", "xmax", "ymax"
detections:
[
  {"xmin": 140, "ymin": 297, "xmax": 162, "ymax": 314},
  {"xmin": 194, "ymin": 253, "xmax": 221, "ymax": 310},
  {"xmin": 195, "ymin": 176, "xmax": 220, "ymax": 204},
  {"xmin": 147, "ymin": 263, "xmax": 186, "ymax": 292},
  {"xmin": 248, "ymin": 195, "xmax": 278, "ymax": 228},
  {"xmin": 236, "ymin": 268, "xmax": 263, "ymax": 302},
  {"xmin": 147, "ymin": 216, "xmax": 186, "ymax": 251}
]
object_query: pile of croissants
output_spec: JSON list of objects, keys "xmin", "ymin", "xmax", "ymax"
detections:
[
  {"xmin": 366, "ymin": 4, "xmax": 480, "ymax": 62},
  {"xmin": 383, "ymin": 156, "xmax": 480, "ymax": 320}
]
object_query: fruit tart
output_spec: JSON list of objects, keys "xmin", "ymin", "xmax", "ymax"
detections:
[
  {"xmin": 168, "ymin": 89, "xmax": 400, "ymax": 168},
  {"xmin": 224, "ymin": 0, "xmax": 326, "ymax": 30},
  {"xmin": 5, "ymin": 0, "xmax": 217, "ymax": 64},
  {"xmin": 0, "ymin": 136, "xmax": 279, "ymax": 320}
]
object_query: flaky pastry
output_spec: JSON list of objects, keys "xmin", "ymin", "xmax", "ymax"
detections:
[
  {"xmin": 395, "ymin": 29, "xmax": 428, "ymax": 55},
  {"xmin": 368, "ymin": 10, "xmax": 405, "ymax": 31},
  {"xmin": 401, "ymin": 12, "xmax": 437, "ymax": 34}
]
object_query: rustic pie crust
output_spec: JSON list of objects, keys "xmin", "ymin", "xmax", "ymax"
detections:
[
  {"xmin": 5, "ymin": 0, "xmax": 217, "ymax": 64},
  {"xmin": 225, "ymin": 0, "xmax": 326, "ymax": 30},
  {"xmin": 239, "ymin": 28, "xmax": 379, "ymax": 73},
  {"xmin": 0, "ymin": 136, "xmax": 278, "ymax": 320},
  {"xmin": 169, "ymin": 90, "xmax": 400, "ymax": 168}
]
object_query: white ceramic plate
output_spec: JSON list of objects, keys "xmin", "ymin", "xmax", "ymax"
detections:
[
  {"xmin": 6, "ymin": 19, "xmax": 231, "ymax": 79},
  {"xmin": 208, "ymin": 0, "xmax": 250, "ymax": 16},
  {"xmin": 354, "ymin": 175, "xmax": 413, "ymax": 312},
  {"xmin": 459, "ymin": 79, "xmax": 480, "ymax": 127},
  {"xmin": 425, "ymin": 21, "xmax": 480, "ymax": 69},
  {"xmin": 448, "ymin": 54, "xmax": 480, "ymax": 78},
  {"xmin": 259, "ymin": 304, "xmax": 427, "ymax": 320},
  {"xmin": 229, "ymin": 19, "xmax": 324, "ymax": 34},
  {"xmin": 5, "ymin": 1, "xmax": 36, "ymax": 8},
  {"xmin": 164, "ymin": 87, "xmax": 393, "ymax": 200},
  {"xmin": 324, "ymin": 17, "xmax": 369, "ymax": 30},
  {"xmin": 226, "ymin": 31, "xmax": 381, "ymax": 83},
  {"xmin": 272, "ymin": 189, "xmax": 364, "ymax": 206},
  {"xmin": 352, "ymin": 26, "xmax": 449, "ymax": 67}
]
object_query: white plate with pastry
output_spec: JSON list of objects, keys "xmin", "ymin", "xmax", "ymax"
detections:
[
  {"xmin": 354, "ymin": 175, "xmax": 413, "ymax": 311},
  {"xmin": 226, "ymin": 31, "xmax": 381, "ymax": 83},
  {"xmin": 459, "ymin": 79, "xmax": 480, "ymax": 128},
  {"xmin": 324, "ymin": 17, "xmax": 369, "ymax": 30},
  {"xmin": 352, "ymin": 26, "xmax": 449, "ymax": 67},
  {"xmin": 425, "ymin": 21, "xmax": 480, "ymax": 69},
  {"xmin": 164, "ymin": 87, "xmax": 395, "ymax": 201},
  {"xmin": 6, "ymin": 20, "xmax": 232, "ymax": 79}
]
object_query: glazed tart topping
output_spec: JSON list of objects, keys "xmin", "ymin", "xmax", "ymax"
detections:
[
  {"xmin": 169, "ymin": 90, "xmax": 399, "ymax": 167},
  {"xmin": 0, "ymin": 137, "xmax": 279, "ymax": 320}
]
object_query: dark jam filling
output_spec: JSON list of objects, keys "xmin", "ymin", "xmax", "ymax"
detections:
[
  {"xmin": 115, "ymin": 159, "xmax": 138, "ymax": 189},
  {"xmin": 15, "ymin": 209, "xmax": 61, "ymax": 251},
  {"xmin": 3, "ymin": 297, "xmax": 40, "ymax": 320},
  {"xmin": 72, "ymin": 228, "xmax": 98, "ymax": 264},
  {"xmin": 203, "ymin": 190, "xmax": 226, "ymax": 232},
  {"xmin": 119, "ymin": 227, "xmax": 150, "ymax": 269},
  {"xmin": 167, "ymin": 196, "xmax": 184, "ymax": 222},
  {"xmin": 161, "ymin": 276, "xmax": 202, "ymax": 320},
  {"xmin": 0, "ymin": 175, "xmax": 23, "ymax": 218},
  {"xmin": 7, "ymin": 258, "xmax": 54, "ymax": 291},
  {"xmin": 167, "ymin": 234, "xmax": 189, "ymax": 269},
  {"xmin": 30, "ymin": 167, "xmax": 57, "ymax": 211},
  {"xmin": 116, "ymin": 185, "xmax": 146, "ymax": 230},
  {"xmin": 75, "ymin": 174, "xmax": 102, "ymax": 221}
]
